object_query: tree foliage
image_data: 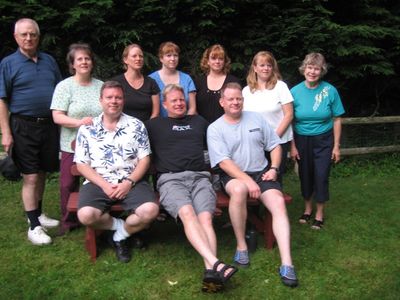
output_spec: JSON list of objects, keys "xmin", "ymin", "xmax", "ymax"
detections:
[{"xmin": 1, "ymin": 0, "xmax": 399, "ymax": 116}]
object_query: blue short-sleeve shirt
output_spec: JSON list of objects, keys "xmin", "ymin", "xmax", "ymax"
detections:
[
  {"xmin": 148, "ymin": 70, "xmax": 196, "ymax": 117},
  {"xmin": 0, "ymin": 49, "xmax": 62, "ymax": 117}
]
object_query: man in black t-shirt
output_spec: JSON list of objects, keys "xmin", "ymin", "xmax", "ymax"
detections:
[{"xmin": 146, "ymin": 84, "xmax": 237, "ymax": 293}]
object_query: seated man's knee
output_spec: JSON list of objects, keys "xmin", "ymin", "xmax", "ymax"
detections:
[
  {"xmin": 136, "ymin": 202, "xmax": 159, "ymax": 223},
  {"xmin": 178, "ymin": 204, "xmax": 196, "ymax": 221},
  {"xmin": 198, "ymin": 211, "xmax": 213, "ymax": 228},
  {"xmin": 77, "ymin": 207, "xmax": 100, "ymax": 226},
  {"xmin": 226, "ymin": 180, "xmax": 248, "ymax": 199},
  {"xmin": 263, "ymin": 191, "xmax": 287, "ymax": 215}
]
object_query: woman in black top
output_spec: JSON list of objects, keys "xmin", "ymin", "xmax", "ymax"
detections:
[
  {"xmin": 113, "ymin": 44, "xmax": 160, "ymax": 121},
  {"xmin": 194, "ymin": 44, "xmax": 241, "ymax": 123}
]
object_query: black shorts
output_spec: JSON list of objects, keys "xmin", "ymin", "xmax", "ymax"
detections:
[
  {"xmin": 10, "ymin": 115, "xmax": 59, "ymax": 174},
  {"xmin": 78, "ymin": 181, "xmax": 157, "ymax": 213},
  {"xmin": 220, "ymin": 167, "xmax": 282, "ymax": 194}
]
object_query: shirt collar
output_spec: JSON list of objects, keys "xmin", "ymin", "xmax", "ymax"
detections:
[
  {"xmin": 16, "ymin": 48, "xmax": 42, "ymax": 62},
  {"xmin": 94, "ymin": 112, "xmax": 130, "ymax": 131}
]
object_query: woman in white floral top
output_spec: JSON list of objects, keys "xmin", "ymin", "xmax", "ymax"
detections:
[{"xmin": 50, "ymin": 43, "xmax": 103, "ymax": 234}]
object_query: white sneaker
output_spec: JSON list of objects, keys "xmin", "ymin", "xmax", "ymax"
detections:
[
  {"xmin": 28, "ymin": 226, "xmax": 52, "ymax": 245},
  {"xmin": 28, "ymin": 213, "xmax": 60, "ymax": 228}
]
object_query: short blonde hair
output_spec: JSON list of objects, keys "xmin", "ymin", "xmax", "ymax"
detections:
[
  {"xmin": 162, "ymin": 83, "xmax": 184, "ymax": 101},
  {"xmin": 299, "ymin": 52, "xmax": 328, "ymax": 77}
]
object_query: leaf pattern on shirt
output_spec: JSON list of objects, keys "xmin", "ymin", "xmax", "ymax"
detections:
[
  {"xmin": 74, "ymin": 113, "xmax": 151, "ymax": 183},
  {"xmin": 313, "ymin": 86, "xmax": 330, "ymax": 111}
]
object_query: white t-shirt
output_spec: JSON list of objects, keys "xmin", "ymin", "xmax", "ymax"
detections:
[{"xmin": 242, "ymin": 80, "xmax": 293, "ymax": 143}]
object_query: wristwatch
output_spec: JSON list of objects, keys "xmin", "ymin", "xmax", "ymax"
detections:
[
  {"xmin": 123, "ymin": 177, "xmax": 136, "ymax": 188},
  {"xmin": 269, "ymin": 167, "xmax": 280, "ymax": 174}
]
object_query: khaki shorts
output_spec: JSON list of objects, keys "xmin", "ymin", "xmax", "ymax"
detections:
[{"xmin": 157, "ymin": 171, "xmax": 216, "ymax": 219}]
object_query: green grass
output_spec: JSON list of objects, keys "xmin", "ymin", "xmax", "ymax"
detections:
[{"xmin": 1, "ymin": 153, "xmax": 399, "ymax": 299}]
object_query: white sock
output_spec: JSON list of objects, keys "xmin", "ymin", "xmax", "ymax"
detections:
[
  {"xmin": 113, "ymin": 223, "xmax": 130, "ymax": 242},
  {"xmin": 111, "ymin": 217, "xmax": 124, "ymax": 231}
]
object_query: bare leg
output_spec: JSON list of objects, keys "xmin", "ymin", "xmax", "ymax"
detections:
[
  {"xmin": 198, "ymin": 211, "xmax": 217, "ymax": 256},
  {"xmin": 178, "ymin": 205, "xmax": 218, "ymax": 269},
  {"xmin": 260, "ymin": 189, "xmax": 293, "ymax": 266},
  {"xmin": 77, "ymin": 206, "xmax": 114, "ymax": 230},
  {"xmin": 22, "ymin": 172, "xmax": 46, "ymax": 211},
  {"xmin": 225, "ymin": 179, "xmax": 248, "ymax": 251},
  {"xmin": 303, "ymin": 198, "xmax": 313, "ymax": 215},
  {"xmin": 315, "ymin": 202, "xmax": 325, "ymax": 221},
  {"xmin": 124, "ymin": 202, "xmax": 159, "ymax": 235}
]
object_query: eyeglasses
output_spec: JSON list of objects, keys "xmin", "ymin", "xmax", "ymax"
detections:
[{"xmin": 18, "ymin": 32, "xmax": 39, "ymax": 39}]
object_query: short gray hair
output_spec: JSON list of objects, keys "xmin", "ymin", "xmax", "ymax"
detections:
[
  {"xmin": 299, "ymin": 52, "xmax": 328, "ymax": 77},
  {"xmin": 14, "ymin": 18, "xmax": 40, "ymax": 35}
]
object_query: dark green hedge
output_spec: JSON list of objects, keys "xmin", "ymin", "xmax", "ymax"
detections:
[{"xmin": 1, "ymin": 0, "xmax": 400, "ymax": 116}]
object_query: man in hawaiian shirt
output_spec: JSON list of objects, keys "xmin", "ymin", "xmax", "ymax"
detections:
[{"xmin": 74, "ymin": 81, "xmax": 159, "ymax": 263}]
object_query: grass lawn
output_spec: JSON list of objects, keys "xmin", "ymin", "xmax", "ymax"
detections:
[{"xmin": 0, "ymin": 154, "xmax": 399, "ymax": 299}]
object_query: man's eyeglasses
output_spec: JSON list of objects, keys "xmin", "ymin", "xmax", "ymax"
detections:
[{"xmin": 18, "ymin": 32, "xmax": 39, "ymax": 39}]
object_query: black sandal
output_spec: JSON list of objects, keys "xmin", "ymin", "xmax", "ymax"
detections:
[
  {"xmin": 213, "ymin": 260, "xmax": 238, "ymax": 283},
  {"xmin": 311, "ymin": 219, "xmax": 324, "ymax": 229},
  {"xmin": 201, "ymin": 269, "xmax": 223, "ymax": 293},
  {"xmin": 299, "ymin": 213, "xmax": 312, "ymax": 224}
]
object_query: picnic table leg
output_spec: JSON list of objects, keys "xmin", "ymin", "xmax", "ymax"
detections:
[{"xmin": 85, "ymin": 227, "xmax": 98, "ymax": 262}]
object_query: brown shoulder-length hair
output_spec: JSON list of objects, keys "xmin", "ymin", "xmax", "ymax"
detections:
[
  {"xmin": 246, "ymin": 51, "xmax": 281, "ymax": 93},
  {"xmin": 200, "ymin": 44, "xmax": 231, "ymax": 75},
  {"xmin": 66, "ymin": 43, "xmax": 95, "ymax": 75},
  {"xmin": 298, "ymin": 52, "xmax": 328, "ymax": 77}
]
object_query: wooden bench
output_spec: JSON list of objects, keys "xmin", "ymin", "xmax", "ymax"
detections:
[{"xmin": 67, "ymin": 166, "xmax": 292, "ymax": 261}]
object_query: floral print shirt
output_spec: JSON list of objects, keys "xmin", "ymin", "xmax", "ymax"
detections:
[{"xmin": 74, "ymin": 112, "xmax": 151, "ymax": 184}]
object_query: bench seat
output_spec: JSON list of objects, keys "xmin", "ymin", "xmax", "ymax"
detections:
[{"xmin": 67, "ymin": 189, "xmax": 292, "ymax": 262}]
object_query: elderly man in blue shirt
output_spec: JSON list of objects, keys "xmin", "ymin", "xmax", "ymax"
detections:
[{"xmin": 0, "ymin": 18, "xmax": 62, "ymax": 245}]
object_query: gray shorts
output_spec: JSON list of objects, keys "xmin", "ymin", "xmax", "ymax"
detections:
[
  {"xmin": 78, "ymin": 180, "xmax": 157, "ymax": 213},
  {"xmin": 156, "ymin": 171, "xmax": 216, "ymax": 219}
]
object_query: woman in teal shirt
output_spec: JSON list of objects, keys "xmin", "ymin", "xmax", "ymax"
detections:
[{"xmin": 290, "ymin": 53, "xmax": 345, "ymax": 230}]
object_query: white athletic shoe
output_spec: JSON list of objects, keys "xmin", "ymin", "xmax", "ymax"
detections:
[
  {"xmin": 28, "ymin": 213, "xmax": 60, "ymax": 228},
  {"xmin": 28, "ymin": 226, "xmax": 52, "ymax": 245}
]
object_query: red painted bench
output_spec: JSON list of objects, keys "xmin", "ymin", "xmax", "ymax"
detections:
[{"xmin": 67, "ymin": 166, "xmax": 292, "ymax": 261}]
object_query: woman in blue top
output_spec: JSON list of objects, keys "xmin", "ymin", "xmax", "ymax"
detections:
[
  {"xmin": 290, "ymin": 53, "xmax": 345, "ymax": 230},
  {"xmin": 149, "ymin": 42, "xmax": 196, "ymax": 117}
]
